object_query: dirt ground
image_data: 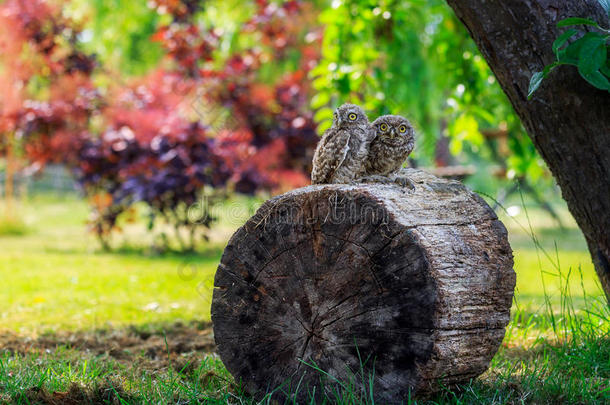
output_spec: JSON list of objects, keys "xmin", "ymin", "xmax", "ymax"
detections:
[
  {"xmin": 0, "ymin": 321, "xmax": 216, "ymax": 371},
  {"xmin": 0, "ymin": 322, "xmax": 220, "ymax": 404}
]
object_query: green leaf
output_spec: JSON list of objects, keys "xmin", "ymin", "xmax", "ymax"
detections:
[
  {"xmin": 313, "ymin": 107, "xmax": 334, "ymax": 123},
  {"xmin": 528, "ymin": 71, "xmax": 546, "ymax": 99},
  {"xmin": 310, "ymin": 92, "xmax": 330, "ymax": 110},
  {"xmin": 601, "ymin": 60, "xmax": 610, "ymax": 77},
  {"xmin": 598, "ymin": 0, "xmax": 610, "ymax": 16},
  {"xmin": 552, "ymin": 29, "xmax": 579, "ymax": 57},
  {"xmin": 578, "ymin": 70, "xmax": 610, "ymax": 90},
  {"xmin": 542, "ymin": 62, "xmax": 560, "ymax": 75},
  {"xmin": 557, "ymin": 17, "xmax": 600, "ymax": 28},
  {"xmin": 472, "ymin": 106, "xmax": 495, "ymax": 124},
  {"xmin": 559, "ymin": 32, "xmax": 605, "ymax": 65},
  {"xmin": 316, "ymin": 118, "xmax": 332, "ymax": 136},
  {"xmin": 528, "ymin": 63, "xmax": 560, "ymax": 99},
  {"xmin": 577, "ymin": 36, "xmax": 606, "ymax": 75}
]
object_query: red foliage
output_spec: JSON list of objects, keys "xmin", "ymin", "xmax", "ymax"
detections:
[
  {"xmin": 152, "ymin": 26, "xmax": 218, "ymax": 78},
  {"xmin": 20, "ymin": 73, "xmax": 101, "ymax": 166},
  {"xmin": 1, "ymin": 0, "xmax": 322, "ymax": 249},
  {"xmin": 245, "ymin": 1, "xmax": 304, "ymax": 52},
  {"xmin": 147, "ymin": 0, "xmax": 322, "ymax": 190},
  {"xmin": 149, "ymin": 0, "xmax": 202, "ymax": 22},
  {"xmin": 0, "ymin": 0, "xmax": 97, "ymax": 162},
  {"xmin": 0, "ymin": 0, "xmax": 95, "ymax": 77},
  {"xmin": 150, "ymin": 0, "xmax": 321, "ymax": 191},
  {"xmin": 103, "ymin": 70, "xmax": 195, "ymax": 144}
]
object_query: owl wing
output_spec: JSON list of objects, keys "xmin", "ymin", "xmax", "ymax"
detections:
[
  {"xmin": 363, "ymin": 135, "xmax": 379, "ymax": 173},
  {"xmin": 311, "ymin": 129, "xmax": 351, "ymax": 184}
]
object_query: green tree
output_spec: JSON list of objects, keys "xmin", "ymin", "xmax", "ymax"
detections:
[
  {"xmin": 67, "ymin": 0, "xmax": 165, "ymax": 75},
  {"xmin": 311, "ymin": 0, "xmax": 549, "ymax": 194}
]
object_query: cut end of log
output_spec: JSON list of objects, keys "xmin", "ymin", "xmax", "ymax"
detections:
[{"xmin": 211, "ymin": 168, "xmax": 516, "ymax": 403}]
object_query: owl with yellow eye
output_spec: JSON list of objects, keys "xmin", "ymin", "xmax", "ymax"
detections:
[
  {"xmin": 311, "ymin": 103, "xmax": 375, "ymax": 184},
  {"xmin": 363, "ymin": 115, "xmax": 415, "ymax": 181}
]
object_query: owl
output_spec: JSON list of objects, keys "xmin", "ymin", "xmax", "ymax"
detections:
[
  {"xmin": 311, "ymin": 104, "xmax": 374, "ymax": 184},
  {"xmin": 364, "ymin": 115, "xmax": 415, "ymax": 176}
]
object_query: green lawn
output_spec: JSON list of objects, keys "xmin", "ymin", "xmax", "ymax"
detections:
[
  {"xmin": 496, "ymin": 200, "xmax": 604, "ymax": 313},
  {"xmin": 0, "ymin": 192, "xmax": 608, "ymax": 403},
  {"xmin": 0, "ymin": 194, "xmax": 225, "ymax": 333}
]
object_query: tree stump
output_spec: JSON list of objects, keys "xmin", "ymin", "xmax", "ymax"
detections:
[{"xmin": 211, "ymin": 168, "xmax": 515, "ymax": 403}]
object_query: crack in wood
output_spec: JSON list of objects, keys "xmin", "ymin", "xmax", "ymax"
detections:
[{"xmin": 252, "ymin": 238, "xmax": 313, "ymax": 284}]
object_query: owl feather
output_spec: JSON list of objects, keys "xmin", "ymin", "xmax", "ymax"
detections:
[
  {"xmin": 364, "ymin": 115, "xmax": 415, "ymax": 177},
  {"xmin": 311, "ymin": 104, "xmax": 374, "ymax": 184}
]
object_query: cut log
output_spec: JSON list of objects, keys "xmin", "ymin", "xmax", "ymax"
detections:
[{"xmin": 211, "ymin": 168, "xmax": 515, "ymax": 403}]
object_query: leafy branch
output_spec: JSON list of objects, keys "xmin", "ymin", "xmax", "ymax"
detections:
[{"xmin": 528, "ymin": 0, "xmax": 610, "ymax": 98}]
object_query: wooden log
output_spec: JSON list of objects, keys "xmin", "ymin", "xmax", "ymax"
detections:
[{"xmin": 211, "ymin": 168, "xmax": 515, "ymax": 403}]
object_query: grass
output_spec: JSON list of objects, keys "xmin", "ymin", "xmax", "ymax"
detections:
[
  {"xmin": 0, "ymin": 342, "xmax": 236, "ymax": 404},
  {"xmin": 0, "ymin": 294, "xmax": 608, "ymax": 404},
  {"xmin": 0, "ymin": 194, "xmax": 226, "ymax": 333},
  {"xmin": 0, "ymin": 214, "xmax": 29, "ymax": 237},
  {"xmin": 0, "ymin": 192, "xmax": 608, "ymax": 403},
  {"xmin": 0, "ymin": 193, "xmax": 603, "ymax": 333},
  {"xmin": 495, "ymin": 198, "xmax": 603, "ymax": 313}
]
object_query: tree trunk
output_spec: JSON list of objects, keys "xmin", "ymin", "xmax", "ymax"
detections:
[
  {"xmin": 444, "ymin": 0, "xmax": 610, "ymax": 302},
  {"xmin": 212, "ymin": 169, "xmax": 515, "ymax": 402},
  {"xmin": 4, "ymin": 132, "xmax": 15, "ymax": 218}
]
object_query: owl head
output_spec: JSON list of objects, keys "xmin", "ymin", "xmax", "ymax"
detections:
[
  {"xmin": 372, "ymin": 115, "xmax": 414, "ymax": 146},
  {"xmin": 333, "ymin": 103, "xmax": 369, "ymax": 129}
]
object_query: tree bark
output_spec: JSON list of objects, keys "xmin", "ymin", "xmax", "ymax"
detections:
[
  {"xmin": 4, "ymin": 132, "xmax": 15, "ymax": 218},
  {"xmin": 444, "ymin": 0, "xmax": 610, "ymax": 301},
  {"xmin": 212, "ymin": 169, "xmax": 515, "ymax": 402}
]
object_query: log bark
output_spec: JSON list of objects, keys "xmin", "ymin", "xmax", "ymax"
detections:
[
  {"xmin": 444, "ymin": 0, "xmax": 610, "ymax": 302},
  {"xmin": 211, "ymin": 169, "xmax": 515, "ymax": 402}
]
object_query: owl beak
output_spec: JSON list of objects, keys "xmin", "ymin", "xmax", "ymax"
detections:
[
  {"xmin": 337, "ymin": 116, "xmax": 343, "ymax": 126},
  {"xmin": 390, "ymin": 128, "xmax": 396, "ymax": 138}
]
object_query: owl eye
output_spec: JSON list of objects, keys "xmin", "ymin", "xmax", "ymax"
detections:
[
  {"xmin": 399, "ymin": 125, "xmax": 407, "ymax": 133},
  {"xmin": 380, "ymin": 123, "xmax": 388, "ymax": 131},
  {"xmin": 348, "ymin": 113, "xmax": 357, "ymax": 121}
]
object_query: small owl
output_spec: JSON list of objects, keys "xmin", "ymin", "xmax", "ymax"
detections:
[
  {"xmin": 311, "ymin": 104, "xmax": 374, "ymax": 184},
  {"xmin": 364, "ymin": 115, "xmax": 415, "ymax": 177}
]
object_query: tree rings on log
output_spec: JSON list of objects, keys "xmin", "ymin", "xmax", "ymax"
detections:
[{"xmin": 212, "ymin": 168, "xmax": 515, "ymax": 403}]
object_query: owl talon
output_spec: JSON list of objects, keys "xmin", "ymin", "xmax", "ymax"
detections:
[
  {"xmin": 393, "ymin": 176, "xmax": 415, "ymax": 190},
  {"xmin": 357, "ymin": 175, "xmax": 393, "ymax": 184}
]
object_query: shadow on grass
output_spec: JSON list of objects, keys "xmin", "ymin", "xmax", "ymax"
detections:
[
  {"xmin": 0, "ymin": 320, "xmax": 215, "ymax": 370},
  {"xmin": 41, "ymin": 244, "xmax": 225, "ymax": 261},
  {"xmin": 0, "ymin": 215, "xmax": 30, "ymax": 237},
  {"xmin": 12, "ymin": 382, "xmax": 139, "ymax": 405},
  {"xmin": 2, "ymin": 317, "xmax": 609, "ymax": 404},
  {"xmin": 0, "ymin": 321, "xmax": 236, "ymax": 405},
  {"xmin": 432, "ymin": 334, "xmax": 610, "ymax": 405}
]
